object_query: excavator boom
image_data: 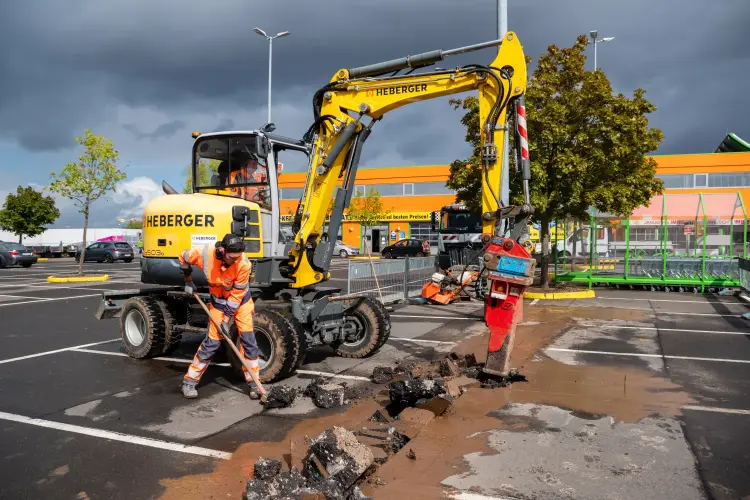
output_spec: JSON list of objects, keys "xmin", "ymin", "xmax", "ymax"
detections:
[{"xmin": 284, "ymin": 32, "xmax": 530, "ymax": 289}]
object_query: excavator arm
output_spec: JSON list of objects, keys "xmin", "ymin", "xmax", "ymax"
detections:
[{"xmin": 283, "ymin": 32, "xmax": 531, "ymax": 289}]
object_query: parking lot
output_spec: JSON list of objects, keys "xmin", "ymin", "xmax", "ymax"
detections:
[
  {"xmin": 0, "ymin": 257, "xmax": 749, "ymax": 499},
  {"xmin": 0, "ymin": 257, "xmax": 485, "ymax": 499}
]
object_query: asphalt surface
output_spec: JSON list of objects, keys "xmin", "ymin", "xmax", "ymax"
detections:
[
  {"xmin": 534, "ymin": 288, "xmax": 750, "ymax": 500},
  {"xmin": 1, "ymin": 258, "xmax": 749, "ymax": 499},
  {"xmin": 0, "ymin": 256, "xmax": 482, "ymax": 499}
]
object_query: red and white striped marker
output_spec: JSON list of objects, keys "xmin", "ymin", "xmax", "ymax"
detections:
[{"xmin": 516, "ymin": 102, "xmax": 529, "ymax": 161}]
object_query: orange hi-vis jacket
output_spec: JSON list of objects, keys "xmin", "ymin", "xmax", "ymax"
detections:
[{"xmin": 178, "ymin": 244, "xmax": 252, "ymax": 318}]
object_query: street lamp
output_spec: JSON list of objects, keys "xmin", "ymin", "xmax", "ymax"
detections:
[
  {"xmin": 589, "ymin": 30, "xmax": 614, "ymax": 71},
  {"xmin": 254, "ymin": 27, "xmax": 290, "ymax": 125}
]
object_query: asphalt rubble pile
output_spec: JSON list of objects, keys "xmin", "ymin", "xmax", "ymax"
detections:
[
  {"xmin": 372, "ymin": 352, "xmax": 527, "ymax": 417},
  {"xmin": 244, "ymin": 426, "xmax": 376, "ymax": 500},
  {"xmin": 243, "ymin": 354, "xmax": 526, "ymax": 498},
  {"xmin": 261, "ymin": 377, "xmax": 362, "ymax": 411}
]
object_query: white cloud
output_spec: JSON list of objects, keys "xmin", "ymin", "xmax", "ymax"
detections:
[{"xmin": 111, "ymin": 176, "xmax": 164, "ymax": 218}]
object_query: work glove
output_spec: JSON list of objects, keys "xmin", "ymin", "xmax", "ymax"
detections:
[{"xmin": 184, "ymin": 280, "xmax": 197, "ymax": 295}]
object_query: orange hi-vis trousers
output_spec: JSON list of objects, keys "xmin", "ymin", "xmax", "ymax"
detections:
[{"xmin": 183, "ymin": 300, "xmax": 260, "ymax": 387}]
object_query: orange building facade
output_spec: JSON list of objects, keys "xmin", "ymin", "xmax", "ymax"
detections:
[{"xmin": 277, "ymin": 151, "xmax": 750, "ymax": 253}]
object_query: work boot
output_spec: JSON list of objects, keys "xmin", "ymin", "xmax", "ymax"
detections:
[
  {"xmin": 182, "ymin": 383, "xmax": 198, "ymax": 399},
  {"xmin": 247, "ymin": 383, "xmax": 261, "ymax": 400}
]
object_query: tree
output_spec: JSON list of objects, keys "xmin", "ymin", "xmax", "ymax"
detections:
[
  {"xmin": 49, "ymin": 129, "xmax": 126, "ymax": 275},
  {"xmin": 125, "ymin": 219, "xmax": 143, "ymax": 229},
  {"xmin": 447, "ymin": 34, "xmax": 664, "ymax": 287},
  {"xmin": 0, "ymin": 186, "xmax": 60, "ymax": 243},
  {"xmin": 183, "ymin": 160, "xmax": 221, "ymax": 193},
  {"xmin": 346, "ymin": 187, "xmax": 390, "ymax": 253}
]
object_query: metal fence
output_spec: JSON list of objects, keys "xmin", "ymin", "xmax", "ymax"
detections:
[
  {"xmin": 549, "ymin": 192, "xmax": 748, "ymax": 292},
  {"xmin": 347, "ymin": 256, "xmax": 436, "ymax": 304}
]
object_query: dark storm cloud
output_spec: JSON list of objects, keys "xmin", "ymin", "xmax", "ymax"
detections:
[
  {"xmin": 123, "ymin": 120, "xmax": 186, "ymax": 141},
  {"xmin": 0, "ymin": 0, "xmax": 749, "ymax": 158}
]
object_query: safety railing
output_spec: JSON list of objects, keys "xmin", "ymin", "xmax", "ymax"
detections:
[{"xmin": 347, "ymin": 256, "xmax": 436, "ymax": 304}]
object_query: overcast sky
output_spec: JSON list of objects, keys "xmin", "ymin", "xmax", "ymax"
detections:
[{"xmin": 1, "ymin": 0, "xmax": 748, "ymax": 228}]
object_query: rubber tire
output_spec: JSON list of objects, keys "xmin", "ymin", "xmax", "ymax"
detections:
[
  {"xmin": 0, "ymin": 257, "xmax": 5, "ymax": 269},
  {"xmin": 21, "ymin": 263, "xmax": 33, "ymax": 268},
  {"xmin": 154, "ymin": 298, "xmax": 184, "ymax": 355},
  {"xmin": 334, "ymin": 296, "xmax": 391, "ymax": 359},
  {"xmin": 339, "ymin": 250, "xmax": 348, "ymax": 258},
  {"xmin": 227, "ymin": 308, "xmax": 301, "ymax": 383},
  {"xmin": 119, "ymin": 296, "xmax": 166, "ymax": 359},
  {"xmin": 382, "ymin": 251, "xmax": 391, "ymax": 259},
  {"xmin": 104, "ymin": 254, "xmax": 113, "ymax": 263}
]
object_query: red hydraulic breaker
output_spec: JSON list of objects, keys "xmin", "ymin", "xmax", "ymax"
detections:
[{"xmin": 481, "ymin": 234, "xmax": 536, "ymax": 376}]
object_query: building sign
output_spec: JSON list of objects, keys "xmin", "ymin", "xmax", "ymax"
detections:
[{"xmin": 279, "ymin": 211, "xmax": 432, "ymax": 224}]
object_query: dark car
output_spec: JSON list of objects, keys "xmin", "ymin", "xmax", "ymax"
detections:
[
  {"xmin": 75, "ymin": 241, "xmax": 135, "ymax": 263},
  {"xmin": 380, "ymin": 238, "xmax": 430, "ymax": 259},
  {"xmin": 0, "ymin": 242, "xmax": 39, "ymax": 268}
]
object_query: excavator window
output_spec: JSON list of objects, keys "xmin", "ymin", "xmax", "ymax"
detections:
[
  {"xmin": 441, "ymin": 211, "xmax": 483, "ymax": 232},
  {"xmin": 192, "ymin": 135, "xmax": 273, "ymax": 210}
]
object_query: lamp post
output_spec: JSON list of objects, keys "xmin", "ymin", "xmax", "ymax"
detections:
[
  {"xmin": 589, "ymin": 30, "xmax": 614, "ymax": 71},
  {"xmin": 253, "ymin": 27, "xmax": 290, "ymax": 125}
]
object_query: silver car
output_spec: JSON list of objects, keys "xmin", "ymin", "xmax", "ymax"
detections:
[{"xmin": 333, "ymin": 240, "xmax": 359, "ymax": 258}]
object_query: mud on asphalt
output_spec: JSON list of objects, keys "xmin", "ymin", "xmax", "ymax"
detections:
[{"xmin": 2, "ymin": 259, "xmax": 750, "ymax": 499}]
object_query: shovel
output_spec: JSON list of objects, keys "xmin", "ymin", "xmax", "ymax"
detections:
[{"xmin": 191, "ymin": 293, "xmax": 268, "ymax": 403}]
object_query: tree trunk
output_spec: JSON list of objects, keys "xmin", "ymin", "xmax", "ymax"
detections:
[
  {"xmin": 79, "ymin": 208, "xmax": 89, "ymax": 276},
  {"xmin": 18, "ymin": 234, "xmax": 22, "ymax": 244},
  {"xmin": 540, "ymin": 215, "xmax": 551, "ymax": 289}
]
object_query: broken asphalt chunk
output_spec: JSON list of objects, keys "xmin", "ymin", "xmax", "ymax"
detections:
[
  {"xmin": 303, "ymin": 426, "xmax": 374, "ymax": 492},
  {"xmin": 388, "ymin": 378, "xmax": 445, "ymax": 407},
  {"xmin": 417, "ymin": 394, "xmax": 455, "ymax": 416},
  {"xmin": 310, "ymin": 383, "xmax": 346, "ymax": 409},
  {"xmin": 253, "ymin": 457, "xmax": 282, "ymax": 481},
  {"xmin": 439, "ymin": 358, "xmax": 462, "ymax": 378},
  {"xmin": 263, "ymin": 385, "xmax": 297, "ymax": 409},
  {"xmin": 370, "ymin": 366, "xmax": 395, "ymax": 384}
]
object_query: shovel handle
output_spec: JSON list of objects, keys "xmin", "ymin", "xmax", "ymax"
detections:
[{"xmin": 192, "ymin": 293, "xmax": 267, "ymax": 396}]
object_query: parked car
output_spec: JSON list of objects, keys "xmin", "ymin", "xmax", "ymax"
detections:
[
  {"xmin": 0, "ymin": 242, "xmax": 39, "ymax": 268},
  {"xmin": 333, "ymin": 240, "xmax": 360, "ymax": 258},
  {"xmin": 75, "ymin": 241, "xmax": 135, "ymax": 263},
  {"xmin": 380, "ymin": 238, "xmax": 430, "ymax": 259}
]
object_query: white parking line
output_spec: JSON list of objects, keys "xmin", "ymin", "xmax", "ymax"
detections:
[
  {"xmin": 600, "ymin": 325, "xmax": 750, "ymax": 336},
  {"xmin": 0, "ymin": 294, "xmax": 37, "ymax": 300},
  {"xmin": 0, "ymin": 339, "xmax": 120, "ymax": 365},
  {"xmin": 0, "ymin": 294, "xmax": 100, "ymax": 307},
  {"xmin": 0, "ymin": 411, "xmax": 232, "ymax": 460},
  {"xmin": 530, "ymin": 299, "xmax": 539, "ymax": 306},
  {"xmin": 389, "ymin": 337, "xmax": 456, "ymax": 345},
  {"xmin": 683, "ymin": 405, "xmax": 750, "ymax": 416},
  {"xmin": 391, "ymin": 314, "xmax": 479, "ymax": 321},
  {"xmin": 295, "ymin": 370, "xmax": 372, "ymax": 381},
  {"xmin": 71, "ymin": 348, "xmax": 231, "ymax": 367},
  {"xmin": 545, "ymin": 347, "xmax": 750, "ymax": 364}
]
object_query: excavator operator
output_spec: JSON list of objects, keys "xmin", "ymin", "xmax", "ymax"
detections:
[
  {"xmin": 178, "ymin": 233, "xmax": 262, "ymax": 400},
  {"xmin": 221, "ymin": 150, "xmax": 267, "ymax": 205}
]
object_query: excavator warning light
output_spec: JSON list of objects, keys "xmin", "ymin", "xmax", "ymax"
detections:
[{"xmin": 191, "ymin": 131, "xmax": 201, "ymax": 139}]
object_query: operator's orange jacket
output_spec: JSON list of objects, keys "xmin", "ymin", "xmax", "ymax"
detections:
[{"xmin": 178, "ymin": 244, "xmax": 253, "ymax": 318}]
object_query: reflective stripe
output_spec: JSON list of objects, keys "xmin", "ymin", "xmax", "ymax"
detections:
[
  {"xmin": 222, "ymin": 284, "xmax": 233, "ymax": 291},
  {"xmin": 211, "ymin": 296, "xmax": 227, "ymax": 305},
  {"xmin": 225, "ymin": 301, "xmax": 240, "ymax": 312},
  {"xmin": 233, "ymin": 283, "xmax": 248, "ymax": 290},
  {"xmin": 202, "ymin": 245, "xmax": 210, "ymax": 270},
  {"xmin": 182, "ymin": 250, "xmax": 190, "ymax": 263}
]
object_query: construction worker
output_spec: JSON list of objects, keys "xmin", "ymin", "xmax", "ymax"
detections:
[
  {"xmin": 178, "ymin": 233, "xmax": 262, "ymax": 400},
  {"xmin": 226, "ymin": 151, "xmax": 269, "ymax": 206}
]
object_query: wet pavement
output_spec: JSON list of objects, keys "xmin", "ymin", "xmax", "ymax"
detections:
[
  {"xmin": 2, "ymin": 259, "xmax": 750, "ymax": 499},
  {"xmin": 0, "ymin": 257, "xmax": 480, "ymax": 499}
]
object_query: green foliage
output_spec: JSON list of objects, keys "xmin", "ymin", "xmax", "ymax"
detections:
[
  {"xmin": 346, "ymin": 187, "xmax": 389, "ymax": 228},
  {"xmin": 183, "ymin": 160, "xmax": 221, "ymax": 193},
  {"xmin": 448, "ymin": 35, "xmax": 664, "ymax": 286},
  {"xmin": 0, "ymin": 186, "xmax": 60, "ymax": 243},
  {"xmin": 125, "ymin": 219, "xmax": 143, "ymax": 229},
  {"xmin": 48, "ymin": 129, "xmax": 126, "ymax": 275}
]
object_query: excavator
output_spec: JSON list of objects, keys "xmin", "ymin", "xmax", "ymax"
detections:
[{"xmin": 95, "ymin": 31, "xmax": 535, "ymax": 381}]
